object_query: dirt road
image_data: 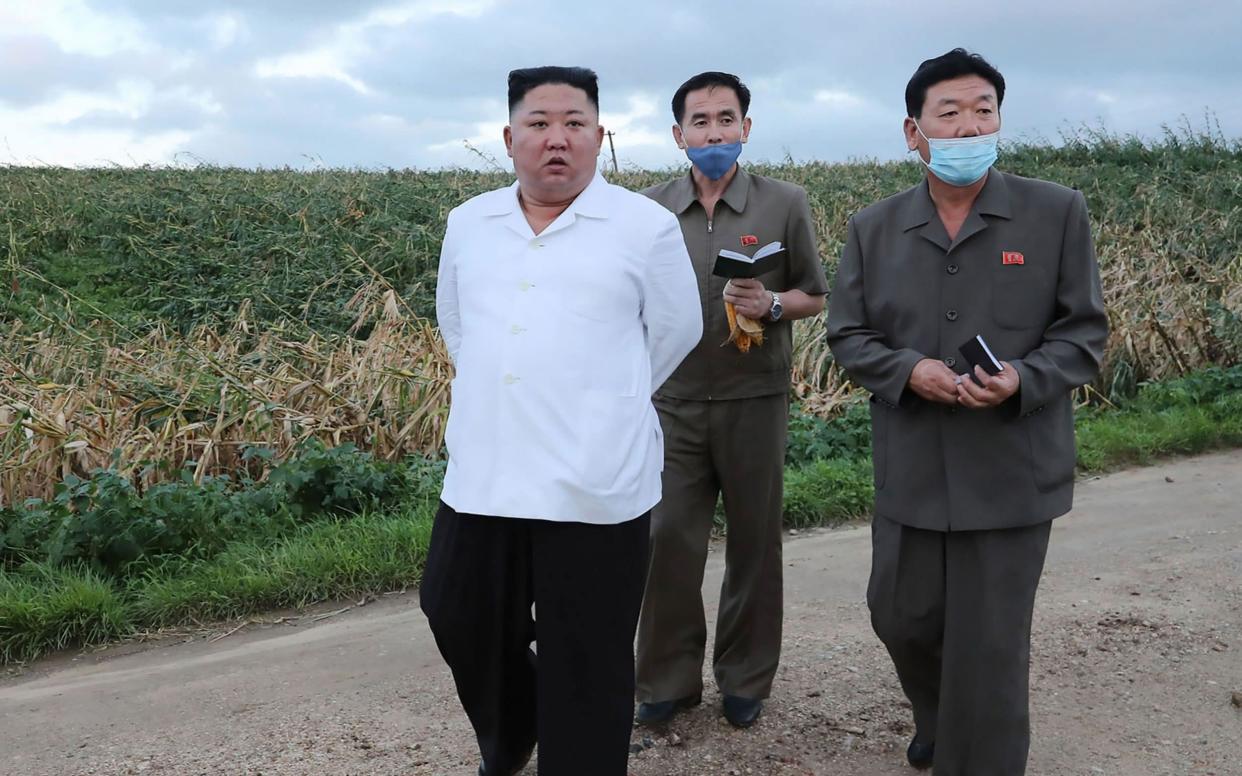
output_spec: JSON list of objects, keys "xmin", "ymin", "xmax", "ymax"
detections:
[{"xmin": 2, "ymin": 450, "xmax": 1240, "ymax": 776}]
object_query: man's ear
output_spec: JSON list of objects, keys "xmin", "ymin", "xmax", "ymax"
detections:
[
  {"xmin": 903, "ymin": 117, "xmax": 919, "ymax": 152},
  {"xmin": 741, "ymin": 115, "xmax": 752, "ymax": 143},
  {"xmin": 503, "ymin": 125, "xmax": 514, "ymax": 158},
  {"xmin": 672, "ymin": 123, "xmax": 686, "ymax": 150}
]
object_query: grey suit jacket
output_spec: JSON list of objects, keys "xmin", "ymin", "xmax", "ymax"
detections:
[{"xmin": 826, "ymin": 170, "xmax": 1108, "ymax": 531}]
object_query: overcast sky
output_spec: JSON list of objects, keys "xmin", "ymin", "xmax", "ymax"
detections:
[{"xmin": 2, "ymin": 0, "xmax": 1238, "ymax": 171}]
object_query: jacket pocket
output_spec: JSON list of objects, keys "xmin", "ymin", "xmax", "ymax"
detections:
[{"xmin": 1024, "ymin": 395, "xmax": 1076, "ymax": 492}]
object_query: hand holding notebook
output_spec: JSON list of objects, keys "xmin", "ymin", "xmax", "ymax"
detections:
[
  {"xmin": 712, "ymin": 241, "xmax": 786, "ymax": 279},
  {"xmin": 958, "ymin": 334, "xmax": 1004, "ymax": 386}
]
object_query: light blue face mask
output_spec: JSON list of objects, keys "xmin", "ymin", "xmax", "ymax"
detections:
[
  {"xmin": 914, "ymin": 121, "xmax": 998, "ymax": 187},
  {"xmin": 686, "ymin": 141, "xmax": 743, "ymax": 180}
]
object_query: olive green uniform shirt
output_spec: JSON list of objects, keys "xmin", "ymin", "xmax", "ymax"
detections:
[{"xmin": 643, "ymin": 168, "xmax": 829, "ymax": 400}]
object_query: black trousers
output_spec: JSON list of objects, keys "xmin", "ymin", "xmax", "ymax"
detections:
[
  {"xmin": 419, "ymin": 502, "xmax": 650, "ymax": 776},
  {"xmin": 867, "ymin": 514, "xmax": 1052, "ymax": 776}
]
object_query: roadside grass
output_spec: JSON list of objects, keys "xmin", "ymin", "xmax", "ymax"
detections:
[
  {"xmin": 782, "ymin": 457, "xmax": 875, "ymax": 529},
  {"xmin": 1, "ymin": 505, "xmax": 434, "ymax": 665},
  {"xmin": 1075, "ymin": 392, "xmax": 1242, "ymax": 473},
  {"xmin": 0, "ymin": 563, "xmax": 131, "ymax": 665},
  {"xmin": 133, "ymin": 505, "xmax": 434, "ymax": 628}
]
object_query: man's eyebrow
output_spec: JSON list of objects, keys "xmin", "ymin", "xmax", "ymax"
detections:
[
  {"xmin": 688, "ymin": 108, "xmax": 736, "ymax": 121},
  {"xmin": 935, "ymin": 93, "xmax": 995, "ymax": 107},
  {"xmin": 525, "ymin": 109, "xmax": 587, "ymax": 115}
]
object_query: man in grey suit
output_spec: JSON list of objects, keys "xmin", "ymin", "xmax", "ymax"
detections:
[{"xmin": 826, "ymin": 49, "xmax": 1108, "ymax": 775}]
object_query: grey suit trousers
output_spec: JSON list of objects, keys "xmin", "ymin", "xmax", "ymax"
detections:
[
  {"xmin": 868, "ymin": 514, "xmax": 1052, "ymax": 776},
  {"xmin": 636, "ymin": 393, "xmax": 787, "ymax": 702}
]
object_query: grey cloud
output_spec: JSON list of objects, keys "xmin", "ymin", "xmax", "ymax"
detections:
[{"xmin": 7, "ymin": 0, "xmax": 1239, "ymax": 170}]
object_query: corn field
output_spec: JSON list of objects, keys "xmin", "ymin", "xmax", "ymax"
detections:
[
  {"xmin": 1, "ymin": 284, "xmax": 452, "ymax": 507},
  {"xmin": 2, "ymin": 130, "xmax": 1239, "ymax": 502}
]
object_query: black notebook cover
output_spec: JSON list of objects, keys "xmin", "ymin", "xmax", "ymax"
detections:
[
  {"xmin": 712, "ymin": 246, "xmax": 786, "ymax": 279},
  {"xmin": 959, "ymin": 334, "xmax": 1003, "ymax": 385}
]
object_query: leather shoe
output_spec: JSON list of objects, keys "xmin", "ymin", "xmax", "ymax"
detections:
[
  {"xmin": 722, "ymin": 695, "xmax": 763, "ymax": 728},
  {"xmin": 478, "ymin": 744, "xmax": 534, "ymax": 776},
  {"xmin": 906, "ymin": 734, "xmax": 934, "ymax": 770},
  {"xmin": 634, "ymin": 693, "xmax": 702, "ymax": 726}
]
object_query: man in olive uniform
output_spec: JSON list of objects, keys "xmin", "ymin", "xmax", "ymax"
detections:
[
  {"xmin": 826, "ymin": 49, "xmax": 1108, "ymax": 775},
  {"xmin": 637, "ymin": 71, "xmax": 829, "ymax": 729}
]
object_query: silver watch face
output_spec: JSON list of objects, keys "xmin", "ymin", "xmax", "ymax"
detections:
[{"xmin": 770, "ymin": 294, "xmax": 783, "ymax": 320}]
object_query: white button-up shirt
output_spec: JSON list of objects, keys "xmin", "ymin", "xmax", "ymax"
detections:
[{"xmin": 436, "ymin": 172, "xmax": 702, "ymax": 524}]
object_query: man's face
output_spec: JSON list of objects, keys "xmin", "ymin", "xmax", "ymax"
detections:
[
  {"xmin": 504, "ymin": 83, "xmax": 603, "ymax": 203},
  {"xmin": 904, "ymin": 74, "xmax": 1001, "ymax": 163},
  {"xmin": 673, "ymin": 85, "xmax": 751, "ymax": 150}
]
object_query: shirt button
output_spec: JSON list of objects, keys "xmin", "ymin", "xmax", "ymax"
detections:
[
  {"xmin": 503, "ymin": 374, "xmax": 520, "ymax": 385},
  {"xmin": 510, "ymin": 324, "xmax": 525, "ymax": 335},
  {"xmin": 944, "ymin": 357, "xmax": 957, "ymax": 368},
  {"xmin": 947, "ymin": 264, "xmax": 959, "ymax": 275},
  {"xmin": 946, "ymin": 309, "xmax": 959, "ymax": 321},
  {"xmin": 518, "ymin": 280, "xmax": 533, "ymax": 292}
]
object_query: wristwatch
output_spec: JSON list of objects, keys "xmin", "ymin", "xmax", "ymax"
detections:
[{"xmin": 768, "ymin": 291, "xmax": 783, "ymax": 321}]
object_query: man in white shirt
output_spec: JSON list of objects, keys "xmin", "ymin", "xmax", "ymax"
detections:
[{"xmin": 419, "ymin": 66, "xmax": 702, "ymax": 776}]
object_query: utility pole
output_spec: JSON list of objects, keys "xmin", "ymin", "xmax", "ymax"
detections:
[{"xmin": 605, "ymin": 130, "xmax": 619, "ymax": 174}]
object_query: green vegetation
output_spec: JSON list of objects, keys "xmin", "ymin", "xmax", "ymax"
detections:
[
  {"xmin": 1075, "ymin": 366, "xmax": 1242, "ymax": 471},
  {"xmin": 0, "ymin": 441, "xmax": 441, "ymax": 574},
  {"xmin": 2, "ymin": 507, "xmax": 434, "ymax": 665}
]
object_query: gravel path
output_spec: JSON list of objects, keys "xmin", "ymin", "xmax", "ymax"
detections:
[{"xmin": 2, "ymin": 450, "xmax": 1240, "ymax": 776}]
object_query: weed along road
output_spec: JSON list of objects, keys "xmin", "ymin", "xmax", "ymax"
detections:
[{"xmin": 2, "ymin": 450, "xmax": 1239, "ymax": 775}]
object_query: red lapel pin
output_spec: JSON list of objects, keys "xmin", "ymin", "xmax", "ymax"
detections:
[
  {"xmin": 1002, "ymin": 251, "xmax": 1025, "ymax": 265},
  {"xmin": 741, "ymin": 234, "xmax": 758, "ymax": 247}
]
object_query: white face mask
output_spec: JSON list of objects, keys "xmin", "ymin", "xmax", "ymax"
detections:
[{"xmin": 913, "ymin": 120, "xmax": 999, "ymax": 187}]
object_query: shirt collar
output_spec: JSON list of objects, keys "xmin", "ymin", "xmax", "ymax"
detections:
[
  {"xmin": 900, "ymin": 169, "xmax": 1012, "ymax": 231},
  {"xmin": 666, "ymin": 165, "xmax": 752, "ymax": 215},
  {"xmin": 566, "ymin": 171, "xmax": 611, "ymax": 219},
  {"xmin": 483, "ymin": 171, "xmax": 611, "ymax": 219}
]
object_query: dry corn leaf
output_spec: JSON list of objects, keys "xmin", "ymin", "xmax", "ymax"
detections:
[{"xmin": 723, "ymin": 301, "xmax": 764, "ymax": 353}]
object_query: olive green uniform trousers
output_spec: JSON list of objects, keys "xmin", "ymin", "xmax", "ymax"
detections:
[{"xmin": 636, "ymin": 393, "xmax": 788, "ymax": 702}]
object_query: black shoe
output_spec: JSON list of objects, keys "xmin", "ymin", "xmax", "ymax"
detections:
[
  {"xmin": 722, "ymin": 695, "xmax": 763, "ymax": 728},
  {"xmin": 906, "ymin": 735, "xmax": 934, "ymax": 770},
  {"xmin": 478, "ymin": 745, "xmax": 534, "ymax": 776},
  {"xmin": 635, "ymin": 693, "xmax": 702, "ymax": 726}
]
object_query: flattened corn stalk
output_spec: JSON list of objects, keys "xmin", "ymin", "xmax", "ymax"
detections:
[{"xmin": 0, "ymin": 285, "xmax": 452, "ymax": 506}]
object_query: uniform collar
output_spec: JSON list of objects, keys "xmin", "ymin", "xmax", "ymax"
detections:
[
  {"xmin": 666, "ymin": 165, "xmax": 751, "ymax": 215},
  {"xmin": 900, "ymin": 168, "xmax": 1012, "ymax": 232}
]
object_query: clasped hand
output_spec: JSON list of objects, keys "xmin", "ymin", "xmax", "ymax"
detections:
[{"xmin": 908, "ymin": 358, "xmax": 1020, "ymax": 408}]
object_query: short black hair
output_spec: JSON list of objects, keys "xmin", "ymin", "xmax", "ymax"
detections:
[
  {"xmin": 904, "ymin": 48, "xmax": 1005, "ymax": 118},
  {"xmin": 671, "ymin": 71, "xmax": 751, "ymax": 124},
  {"xmin": 507, "ymin": 66, "xmax": 599, "ymax": 114}
]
